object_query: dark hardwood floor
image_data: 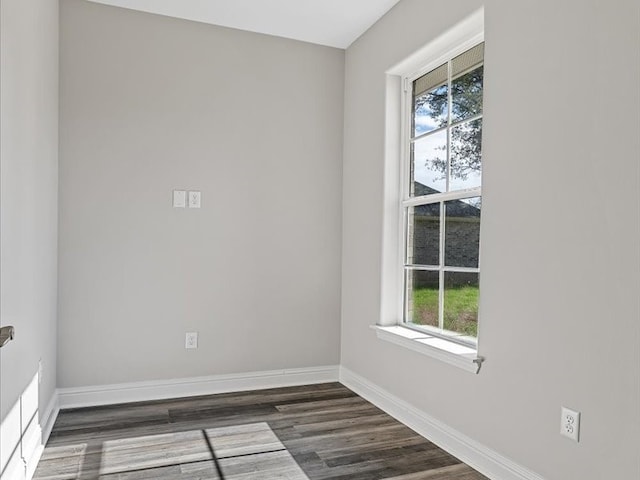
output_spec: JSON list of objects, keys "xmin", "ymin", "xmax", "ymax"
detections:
[{"xmin": 33, "ymin": 383, "xmax": 488, "ymax": 480}]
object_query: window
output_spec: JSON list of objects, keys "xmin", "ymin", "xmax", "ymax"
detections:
[{"xmin": 402, "ymin": 42, "xmax": 484, "ymax": 346}]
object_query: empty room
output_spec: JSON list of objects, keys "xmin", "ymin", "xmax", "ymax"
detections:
[{"xmin": 1, "ymin": 1, "xmax": 639, "ymax": 479}]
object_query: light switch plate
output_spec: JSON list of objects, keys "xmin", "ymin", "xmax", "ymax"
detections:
[
  {"xmin": 185, "ymin": 332, "xmax": 198, "ymax": 349},
  {"xmin": 188, "ymin": 191, "xmax": 201, "ymax": 208},
  {"xmin": 173, "ymin": 190, "xmax": 186, "ymax": 208}
]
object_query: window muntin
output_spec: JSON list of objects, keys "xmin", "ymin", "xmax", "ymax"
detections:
[{"xmin": 403, "ymin": 43, "xmax": 484, "ymax": 344}]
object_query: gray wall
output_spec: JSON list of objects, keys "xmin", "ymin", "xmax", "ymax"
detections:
[
  {"xmin": 341, "ymin": 1, "xmax": 640, "ymax": 480},
  {"xmin": 58, "ymin": 0, "xmax": 344, "ymax": 387},
  {"xmin": 0, "ymin": 0, "xmax": 59, "ymax": 421}
]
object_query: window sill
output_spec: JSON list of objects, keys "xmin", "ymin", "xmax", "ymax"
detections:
[{"xmin": 371, "ymin": 325, "xmax": 484, "ymax": 374}]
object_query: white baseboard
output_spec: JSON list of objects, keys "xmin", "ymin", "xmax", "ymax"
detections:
[
  {"xmin": 40, "ymin": 392, "xmax": 59, "ymax": 446},
  {"xmin": 58, "ymin": 365, "xmax": 340, "ymax": 409},
  {"xmin": 339, "ymin": 366, "xmax": 545, "ymax": 480}
]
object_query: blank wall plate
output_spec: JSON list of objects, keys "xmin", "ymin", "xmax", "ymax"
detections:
[{"xmin": 173, "ymin": 190, "xmax": 186, "ymax": 208}]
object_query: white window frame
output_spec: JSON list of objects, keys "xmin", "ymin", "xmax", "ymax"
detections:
[
  {"xmin": 372, "ymin": 8, "xmax": 485, "ymax": 374},
  {"xmin": 400, "ymin": 42, "xmax": 484, "ymax": 346}
]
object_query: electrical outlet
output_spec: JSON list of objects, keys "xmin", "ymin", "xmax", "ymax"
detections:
[
  {"xmin": 560, "ymin": 406, "xmax": 580, "ymax": 442},
  {"xmin": 185, "ymin": 332, "xmax": 198, "ymax": 349}
]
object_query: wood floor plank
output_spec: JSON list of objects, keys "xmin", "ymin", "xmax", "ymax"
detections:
[
  {"xmin": 205, "ymin": 422, "xmax": 285, "ymax": 458},
  {"xmin": 33, "ymin": 383, "xmax": 488, "ymax": 480},
  {"xmin": 380, "ymin": 463, "xmax": 485, "ymax": 480},
  {"xmin": 219, "ymin": 450, "xmax": 308, "ymax": 480}
]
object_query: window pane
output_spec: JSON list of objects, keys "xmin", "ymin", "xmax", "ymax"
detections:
[
  {"xmin": 406, "ymin": 269, "xmax": 439, "ymax": 328},
  {"xmin": 443, "ymin": 272, "xmax": 479, "ymax": 337},
  {"xmin": 444, "ymin": 197, "xmax": 481, "ymax": 268},
  {"xmin": 451, "ymin": 65, "xmax": 483, "ymax": 123},
  {"xmin": 449, "ymin": 119, "xmax": 482, "ymax": 191},
  {"xmin": 413, "ymin": 84, "xmax": 448, "ymax": 136},
  {"xmin": 411, "ymin": 130, "xmax": 447, "ymax": 195},
  {"xmin": 407, "ymin": 203, "xmax": 440, "ymax": 266}
]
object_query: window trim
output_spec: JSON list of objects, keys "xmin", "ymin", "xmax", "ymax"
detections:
[
  {"xmin": 374, "ymin": 8, "xmax": 485, "ymax": 373},
  {"xmin": 371, "ymin": 325, "xmax": 483, "ymax": 374}
]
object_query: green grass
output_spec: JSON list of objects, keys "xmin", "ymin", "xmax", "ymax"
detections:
[{"xmin": 410, "ymin": 286, "xmax": 479, "ymax": 337}]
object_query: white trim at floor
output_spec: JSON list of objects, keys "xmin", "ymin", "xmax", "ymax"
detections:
[
  {"xmin": 57, "ymin": 365, "xmax": 340, "ymax": 409},
  {"xmin": 39, "ymin": 392, "xmax": 60, "ymax": 448},
  {"xmin": 339, "ymin": 366, "xmax": 545, "ymax": 480}
]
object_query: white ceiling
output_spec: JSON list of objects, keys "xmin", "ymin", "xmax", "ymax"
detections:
[{"xmin": 87, "ymin": 0, "xmax": 402, "ymax": 49}]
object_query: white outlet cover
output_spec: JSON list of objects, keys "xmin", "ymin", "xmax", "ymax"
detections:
[
  {"xmin": 173, "ymin": 190, "xmax": 186, "ymax": 208},
  {"xmin": 560, "ymin": 406, "xmax": 580, "ymax": 442},
  {"xmin": 188, "ymin": 191, "xmax": 201, "ymax": 208},
  {"xmin": 185, "ymin": 332, "xmax": 198, "ymax": 349}
]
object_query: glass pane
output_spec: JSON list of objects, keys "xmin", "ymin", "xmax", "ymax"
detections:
[
  {"xmin": 406, "ymin": 269, "xmax": 439, "ymax": 328},
  {"xmin": 413, "ymin": 84, "xmax": 448, "ymax": 137},
  {"xmin": 443, "ymin": 272, "xmax": 479, "ymax": 337},
  {"xmin": 449, "ymin": 119, "xmax": 482, "ymax": 191},
  {"xmin": 444, "ymin": 197, "xmax": 481, "ymax": 268},
  {"xmin": 411, "ymin": 130, "xmax": 447, "ymax": 195},
  {"xmin": 407, "ymin": 203, "xmax": 440, "ymax": 266},
  {"xmin": 451, "ymin": 65, "xmax": 483, "ymax": 123}
]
